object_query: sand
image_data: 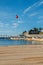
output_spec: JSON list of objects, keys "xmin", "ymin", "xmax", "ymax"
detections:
[{"xmin": 0, "ymin": 45, "xmax": 43, "ymax": 65}]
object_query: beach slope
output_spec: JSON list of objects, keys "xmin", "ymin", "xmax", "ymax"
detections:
[{"xmin": 0, "ymin": 45, "xmax": 43, "ymax": 65}]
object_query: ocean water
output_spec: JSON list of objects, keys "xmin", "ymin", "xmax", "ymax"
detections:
[{"xmin": 0, "ymin": 39, "xmax": 43, "ymax": 46}]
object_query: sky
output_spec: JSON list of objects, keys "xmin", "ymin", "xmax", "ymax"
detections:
[{"xmin": 0, "ymin": 0, "xmax": 43, "ymax": 36}]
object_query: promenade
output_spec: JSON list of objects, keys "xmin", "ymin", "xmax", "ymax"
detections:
[{"xmin": 0, "ymin": 45, "xmax": 43, "ymax": 65}]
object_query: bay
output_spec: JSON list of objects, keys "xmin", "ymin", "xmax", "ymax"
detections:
[{"xmin": 0, "ymin": 39, "xmax": 43, "ymax": 46}]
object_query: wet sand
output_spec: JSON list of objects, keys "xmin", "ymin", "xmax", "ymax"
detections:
[{"xmin": 0, "ymin": 45, "xmax": 43, "ymax": 65}]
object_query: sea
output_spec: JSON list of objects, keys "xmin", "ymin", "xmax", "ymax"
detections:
[{"xmin": 0, "ymin": 39, "xmax": 43, "ymax": 46}]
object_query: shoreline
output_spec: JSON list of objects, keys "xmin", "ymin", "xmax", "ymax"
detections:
[{"xmin": 10, "ymin": 37, "xmax": 43, "ymax": 42}]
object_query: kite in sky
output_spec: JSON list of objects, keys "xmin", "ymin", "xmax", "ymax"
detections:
[{"xmin": 16, "ymin": 15, "xmax": 19, "ymax": 19}]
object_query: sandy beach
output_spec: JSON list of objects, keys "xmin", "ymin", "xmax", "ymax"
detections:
[{"xmin": 0, "ymin": 45, "xmax": 43, "ymax": 65}]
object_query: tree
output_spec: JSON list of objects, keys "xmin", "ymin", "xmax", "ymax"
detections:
[
  {"xmin": 34, "ymin": 28, "xmax": 38, "ymax": 31},
  {"xmin": 22, "ymin": 31, "xmax": 27, "ymax": 35},
  {"xmin": 39, "ymin": 28, "xmax": 42, "ymax": 32},
  {"xmin": 29, "ymin": 29, "xmax": 33, "ymax": 34},
  {"xmin": 29, "ymin": 28, "xmax": 39, "ymax": 34}
]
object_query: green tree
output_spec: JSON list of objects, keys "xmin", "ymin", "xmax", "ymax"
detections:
[
  {"xmin": 39, "ymin": 28, "xmax": 42, "ymax": 32},
  {"xmin": 34, "ymin": 28, "xmax": 38, "ymax": 31},
  {"xmin": 22, "ymin": 31, "xmax": 27, "ymax": 35}
]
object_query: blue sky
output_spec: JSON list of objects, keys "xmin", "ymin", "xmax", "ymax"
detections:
[{"xmin": 0, "ymin": 0, "xmax": 43, "ymax": 36}]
